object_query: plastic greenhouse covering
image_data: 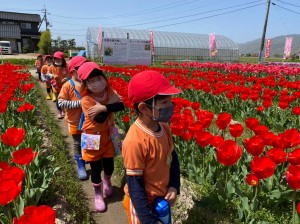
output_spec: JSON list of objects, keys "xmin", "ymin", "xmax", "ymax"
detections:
[{"xmin": 86, "ymin": 27, "xmax": 239, "ymax": 62}]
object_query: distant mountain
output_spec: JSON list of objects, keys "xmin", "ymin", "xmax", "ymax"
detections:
[{"xmin": 238, "ymin": 34, "xmax": 300, "ymax": 57}]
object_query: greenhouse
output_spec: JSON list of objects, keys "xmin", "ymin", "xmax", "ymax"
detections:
[{"xmin": 86, "ymin": 27, "xmax": 239, "ymax": 62}]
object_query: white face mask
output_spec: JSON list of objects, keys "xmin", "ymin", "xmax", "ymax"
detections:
[
  {"xmin": 87, "ymin": 80, "xmax": 106, "ymax": 93},
  {"xmin": 55, "ymin": 62, "xmax": 62, "ymax": 66}
]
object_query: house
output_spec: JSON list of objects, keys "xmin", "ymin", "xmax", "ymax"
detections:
[{"xmin": 0, "ymin": 11, "xmax": 41, "ymax": 53}]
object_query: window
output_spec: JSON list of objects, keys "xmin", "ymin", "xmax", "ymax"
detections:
[{"xmin": 21, "ymin": 23, "xmax": 31, "ymax": 29}]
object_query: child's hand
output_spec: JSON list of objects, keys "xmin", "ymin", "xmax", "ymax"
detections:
[
  {"xmin": 108, "ymin": 94, "xmax": 122, "ymax": 104},
  {"xmin": 164, "ymin": 187, "xmax": 177, "ymax": 207},
  {"xmin": 88, "ymin": 101, "xmax": 107, "ymax": 119}
]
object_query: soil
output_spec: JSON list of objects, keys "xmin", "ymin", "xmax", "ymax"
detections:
[{"xmin": 30, "ymin": 70, "xmax": 128, "ymax": 224}]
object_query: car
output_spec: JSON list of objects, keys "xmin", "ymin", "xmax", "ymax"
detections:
[{"xmin": 0, "ymin": 41, "xmax": 12, "ymax": 54}]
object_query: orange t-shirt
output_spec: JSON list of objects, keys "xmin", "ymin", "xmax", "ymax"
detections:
[
  {"xmin": 122, "ymin": 120, "xmax": 173, "ymax": 204},
  {"xmin": 58, "ymin": 80, "xmax": 84, "ymax": 134},
  {"xmin": 81, "ymin": 88, "xmax": 121, "ymax": 161},
  {"xmin": 35, "ymin": 60, "xmax": 43, "ymax": 71},
  {"xmin": 48, "ymin": 65, "xmax": 69, "ymax": 89}
]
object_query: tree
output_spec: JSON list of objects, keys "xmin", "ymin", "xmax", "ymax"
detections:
[{"xmin": 38, "ymin": 30, "xmax": 51, "ymax": 55}]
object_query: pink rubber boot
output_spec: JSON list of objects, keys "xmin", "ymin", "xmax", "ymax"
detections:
[
  {"xmin": 102, "ymin": 175, "xmax": 113, "ymax": 198},
  {"xmin": 93, "ymin": 183, "xmax": 106, "ymax": 212}
]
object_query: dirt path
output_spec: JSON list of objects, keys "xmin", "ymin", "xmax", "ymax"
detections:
[{"xmin": 30, "ymin": 70, "xmax": 128, "ymax": 224}]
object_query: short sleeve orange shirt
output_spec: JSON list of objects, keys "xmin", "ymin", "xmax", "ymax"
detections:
[
  {"xmin": 122, "ymin": 120, "xmax": 173, "ymax": 204},
  {"xmin": 48, "ymin": 65, "xmax": 69, "ymax": 88}
]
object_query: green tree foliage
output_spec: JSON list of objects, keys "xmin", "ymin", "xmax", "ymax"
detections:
[{"xmin": 38, "ymin": 30, "xmax": 52, "ymax": 55}]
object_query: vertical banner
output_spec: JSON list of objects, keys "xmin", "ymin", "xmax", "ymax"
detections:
[
  {"xmin": 150, "ymin": 30, "xmax": 154, "ymax": 55},
  {"xmin": 265, "ymin": 38, "xmax": 271, "ymax": 58},
  {"xmin": 283, "ymin": 37, "xmax": 293, "ymax": 59},
  {"xmin": 209, "ymin": 33, "xmax": 217, "ymax": 57},
  {"xmin": 97, "ymin": 26, "xmax": 102, "ymax": 51}
]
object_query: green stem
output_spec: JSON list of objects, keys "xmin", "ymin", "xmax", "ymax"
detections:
[
  {"xmin": 293, "ymin": 190, "xmax": 297, "ymax": 224},
  {"xmin": 13, "ymin": 199, "xmax": 20, "ymax": 218},
  {"xmin": 225, "ymin": 166, "xmax": 229, "ymax": 190},
  {"xmin": 7, "ymin": 203, "xmax": 13, "ymax": 224}
]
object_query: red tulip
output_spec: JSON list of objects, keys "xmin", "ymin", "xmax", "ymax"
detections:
[
  {"xmin": 16, "ymin": 102, "xmax": 35, "ymax": 113},
  {"xmin": 195, "ymin": 131, "xmax": 212, "ymax": 148},
  {"xmin": 288, "ymin": 148, "xmax": 300, "ymax": 165},
  {"xmin": 244, "ymin": 136, "xmax": 265, "ymax": 156},
  {"xmin": 246, "ymin": 173, "xmax": 259, "ymax": 186},
  {"xmin": 266, "ymin": 148, "xmax": 287, "ymax": 164},
  {"xmin": 256, "ymin": 106, "xmax": 264, "ymax": 112},
  {"xmin": 298, "ymin": 202, "xmax": 300, "ymax": 214},
  {"xmin": 210, "ymin": 135, "xmax": 224, "ymax": 148},
  {"xmin": 250, "ymin": 156, "xmax": 276, "ymax": 179},
  {"xmin": 292, "ymin": 107, "xmax": 300, "ymax": 116},
  {"xmin": 216, "ymin": 112, "xmax": 232, "ymax": 130},
  {"xmin": 191, "ymin": 102, "xmax": 200, "ymax": 110},
  {"xmin": 13, "ymin": 205, "xmax": 56, "ymax": 224},
  {"xmin": 122, "ymin": 115, "xmax": 130, "ymax": 123},
  {"xmin": 11, "ymin": 148, "xmax": 38, "ymax": 166},
  {"xmin": 0, "ymin": 179, "xmax": 22, "ymax": 206},
  {"xmin": 182, "ymin": 131, "xmax": 193, "ymax": 141},
  {"xmin": 253, "ymin": 125, "xmax": 269, "ymax": 136},
  {"xmin": 282, "ymin": 128, "xmax": 300, "ymax": 148},
  {"xmin": 1, "ymin": 127, "xmax": 26, "ymax": 147},
  {"xmin": 286, "ymin": 165, "xmax": 300, "ymax": 190},
  {"xmin": 229, "ymin": 123, "xmax": 244, "ymax": 138},
  {"xmin": 245, "ymin": 117, "xmax": 260, "ymax": 130},
  {"xmin": 170, "ymin": 121, "xmax": 185, "ymax": 136},
  {"xmin": 216, "ymin": 140, "xmax": 242, "ymax": 166}
]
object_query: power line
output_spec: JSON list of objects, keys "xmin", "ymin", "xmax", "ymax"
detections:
[
  {"xmin": 120, "ymin": 0, "xmax": 264, "ymax": 28},
  {"xmin": 51, "ymin": 32, "xmax": 85, "ymax": 37},
  {"xmin": 275, "ymin": 0, "xmax": 300, "ymax": 8},
  {"xmin": 272, "ymin": 2, "xmax": 300, "ymax": 15},
  {"xmin": 147, "ymin": 2, "xmax": 265, "ymax": 29},
  {"xmin": 49, "ymin": 0, "xmax": 199, "ymax": 20}
]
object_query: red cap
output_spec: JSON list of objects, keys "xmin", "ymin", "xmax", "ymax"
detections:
[
  {"xmin": 37, "ymin": 54, "xmax": 42, "ymax": 58},
  {"xmin": 67, "ymin": 56, "xmax": 87, "ymax": 73},
  {"xmin": 77, "ymin": 62, "xmax": 101, "ymax": 81},
  {"xmin": 53, "ymin": 51, "xmax": 65, "ymax": 59},
  {"xmin": 44, "ymin": 55, "xmax": 52, "ymax": 61},
  {"xmin": 128, "ymin": 70, "xmax": 182, "ymax": 104}
]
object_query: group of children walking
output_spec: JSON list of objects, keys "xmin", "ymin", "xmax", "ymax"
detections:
[{"xmin": 36, "ymin": 53, "xmax": 181, "ymax": 224}]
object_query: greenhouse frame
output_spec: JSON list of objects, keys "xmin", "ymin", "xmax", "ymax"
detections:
[{"xmin": 86, "ymin": 27, "xmax": 239, "ymax": 62}]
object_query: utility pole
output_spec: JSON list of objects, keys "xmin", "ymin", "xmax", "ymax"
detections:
[
  {"xmin": 39, "ymin": 6, "xmax": 49, "ymax": 31},
  {"xmin": 258, "ymin": 0, "xmax": 271, "ymax": 64}
]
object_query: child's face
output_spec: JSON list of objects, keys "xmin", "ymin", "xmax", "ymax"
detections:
[
  {"xmin": 38, "ymin": 56, "xmax": 42, "ymax": 60},
  {"xmin": 46, "ymin": 58, "xmax": 52, "ymax": 64},
  {"xmin": 86, "ymin": 76, "xmax": 107, "ymax": 93},
  {"xmin": 143, "ymin": 96, "xmax": 173, "ymax": 122},
  {"xmin": 54, "ymin": 58, "xmax": 62, "ymax": 66}
]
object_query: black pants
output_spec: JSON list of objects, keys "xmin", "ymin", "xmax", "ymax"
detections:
[
  {"xmin": 90, "ymin": 157, "xmax": 114, "ymax": 184},
  {"xmin": 46, "ymin": 87, "xmax": 51, "ymax": 93},
  {"xmin": 72, "ymin": 134, "xmax": 81, "ymax": 156},
  {"xmin": 37, "ymin": 71, "xmax": 41, "ymax": 80}
]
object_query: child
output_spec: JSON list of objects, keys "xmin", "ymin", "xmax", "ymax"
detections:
[
  {"xmin": 123, "ymin": 70, "xmax": 181, "ymax": 224},
  {"xmin": 41, "ymin": 55, "xmax": 53, "ymax": 100},
  {"xmin": 35, "ymin": 54, "xmax": 43, "ymax": 82},
  {"xmin": 58, "ymin": 56, "xmax": 88, "ymax": 180},
  {"xmin": 48, "ymin": 51, "xmax": 69, "ymax": 119},
  {"xmin": 77, "ymin": 62, "xmax": 125, "ymax": 212}
]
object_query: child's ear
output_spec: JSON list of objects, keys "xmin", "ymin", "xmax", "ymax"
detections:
[{"xmin": 138, "ymin": 103, "xmax": 148, "ymax": 114}]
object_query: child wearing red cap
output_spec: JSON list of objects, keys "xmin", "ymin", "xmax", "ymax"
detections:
[
  {"xmin": 48, "ymin": 51, "xmax": 69, "ymax": 119},
  {"xmin": 77, "ymin": 62, "xmax": 125, "ymax": 212},
  {"xmin": 41, "ymin": 55, "xmax": 53, "ymax": 100},
  {"xmin": 35, "ymin": 54, "xmax": 44, "ymax": 82},
  {"xmin": 58, "ymin": 56, "xmax": 88, "ymax": 180},
  {"xmin": 123, "ymin": 70, "xmax": 181, "ymax": 224}
]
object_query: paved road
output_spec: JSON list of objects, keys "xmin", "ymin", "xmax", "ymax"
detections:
[
  {"xmin": 31, "ymin": 70, "xmax": 128, "ymax": 224},
  {"xmin": 1, "ymin": 53, "xmax": 37, "ymax": 59}
]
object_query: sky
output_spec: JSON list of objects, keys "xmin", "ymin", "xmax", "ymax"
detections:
[{"xmin": 1, "ymin": 0, "xmax": 299, "ymax": 47}]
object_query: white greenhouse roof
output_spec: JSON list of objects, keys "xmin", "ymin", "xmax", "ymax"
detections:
[{"xmin": 86, "ymin": 27, "xmax": 238, "ymax": 50}]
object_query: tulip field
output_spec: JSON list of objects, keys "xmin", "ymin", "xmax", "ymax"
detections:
[
  {"xmin": 1, "ymin": 61, "xmax": 300, "ymax": 223},
  {"xmin": 103, "ymin": 62, "xmax": 300, "ymax": 223}
]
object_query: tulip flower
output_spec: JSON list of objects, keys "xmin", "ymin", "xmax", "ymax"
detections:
[
  {"xmin": 286, "ymin": 165, "xmax": 300, "ymax": 190},
  {"xmin": 288, "ymin": 148, "xmax": 300, "ymax": 166},
  {"xmin": 245, "ymin": 117, "xmax": 260, "ymax": 130},
  {"xmin": 246, "ymin": 173, "xmax": 259, "ymax": 186},
  {"xmin": 195, "ymin": 131, "xmax": 212, "ymax": 148},
  {"xmin": 266, "ymin": 148, "xmax": 287, "ymax": 164},
  {"xmin": 244, "ymin": 136, "xmax": 265, "ymax": 157},
  {"xmin": 11, "ymin": 148, "xmax": 38, "ymax": 166},
  {"xmin": 1, "ymin": 127, "xmax": 26, "ymax": 147},
  {"xmin": 216, "ymin": 140, "xmax": 242, "ymax": 166},
  {"xmin": 13, "ymin": 205, "xmax": 56, "ymax": 224},
  {"xmin": 250, "ymin": 156, "xmax": 276, "ymax": 179},
  {"xmin": 216, "ymin": 112, "xmax": 232, "ymax": 130},
  {"xmin": 229, "ymin": 123, "xmax": 244, "ymax": 138}
]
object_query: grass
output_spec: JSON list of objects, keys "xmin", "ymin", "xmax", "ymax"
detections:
[
  {"xmin": 2, "ymin": 58, "xmax": 36, "ymax": 69},
  {"xmin": 33, "ymin": 78, "xmax": 95, "ymax": 224}
]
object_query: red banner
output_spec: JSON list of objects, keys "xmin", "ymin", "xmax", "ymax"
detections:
[
  {"xmin": 150, "ymin": 31, "xmax": 154, "ymax": 56},
  {"xmin": 209, "ymin": 33, "xmax": 217, "ymax": 57},
  {"xmin": 265, "ymin": 38, "xmax": 271, "ymax": 58},
  {"xmin": 283, "ymin": 37, "xmax": 293, "ymax": 59}
]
